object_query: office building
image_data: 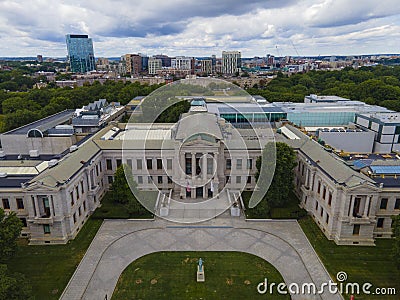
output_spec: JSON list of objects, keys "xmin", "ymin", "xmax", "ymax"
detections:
[
  {"xmin": 222, "ymin": 51, "xmax": 241, "ymax": 74},
  {"xmin": 65, "ymin": 34, "xmax": 96, "ymax": 73},
  {"xmin": 148, "ymin": 57, "xmax": 163, "ymax": 75}
]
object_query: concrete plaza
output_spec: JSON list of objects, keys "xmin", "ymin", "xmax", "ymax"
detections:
[{"xmin": 61, "ymin": 217, "xmax": 343, "ymax": 300}]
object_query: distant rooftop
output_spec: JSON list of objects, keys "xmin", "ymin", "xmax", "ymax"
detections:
[
  {"xmin": 305, "ymin": 94, "xmax": 349, "ymax": 103},
  {"xmin": 3, "ymin": 110, "xmax": 74, "ymax": 135},
  {"xmin": 357, "ymin": 112, "xmax": 400, "ymax": 124}
]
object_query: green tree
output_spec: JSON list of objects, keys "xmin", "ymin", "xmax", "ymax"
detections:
[
  {"xmin": 256, "ymin": 142, "xmax": 297, "ymax": 211},
  {"xmin": 112, "ymin": 165, "xmax": 147, "ymax": 215},
  {"xmin": 392, "ymin": 215, "xmax": 400, "ymax": 269},
  {"xmin": 0, "ymin": 264, "xmax": 33, "ymax": 300},
  {"xmin": 0, "ymin": 209, "xmax": 23, "ymax": 259}
]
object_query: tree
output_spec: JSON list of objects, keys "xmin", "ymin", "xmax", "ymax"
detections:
[
  {"xmin": 112, "ymin": 165, "xmax": 147, "ymax": 215},
  {"xmin": 0, "ymin": 264, "xmax": 33, "ymax": 300},
  {"xmin": 0, "ymin": 209, "xmax": 23, "ymax": 260},
  {"xmin": 392, "ymin": 215, "xmax": 400, "ymax": 269},
  {"xmin": 256, "ymin": 142, "xmax": 297, "ymax": 211}
]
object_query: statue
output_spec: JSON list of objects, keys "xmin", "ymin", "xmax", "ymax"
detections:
[{"xmin": 198, "ymin": 258, "xmax": 203, "ymax": 272}]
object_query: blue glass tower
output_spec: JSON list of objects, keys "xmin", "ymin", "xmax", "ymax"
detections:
[{"xmin": 66, "ymin": 34, "xmax": 96, "ymax": 73}]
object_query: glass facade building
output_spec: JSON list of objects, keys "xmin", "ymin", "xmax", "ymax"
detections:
[{"xmin": 66, "ymin": 34, "xmax": 96, "ymax": 73}]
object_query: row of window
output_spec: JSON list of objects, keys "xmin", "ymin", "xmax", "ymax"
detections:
[
  {"xmin": 106, "ymin": 158, "xmax": 173, "ymax": 171},
  {"xmin": 317, "ymin": 181, "xmax": 333, "ymax": 206},
  {"xmin": 2, "ymin": 198, "xmax": 24, "ymax": 210},
  {"xmin": 70, "ymin": 180, "xmax": 85, "ymax": 206},
  {"xmin": 379, "ymin": 198, "xmax": 400, "ymax": 210},
  {"xmin": 315, "ymin": 201, "xmax": 330, "ymax": 225},
  {"xmin": 226, "ymin": 158, "xmax": 253, "ymax": 170},
  {"xmin": 226, "ymin": 175, "xmax": 252, "ymax": 184}
]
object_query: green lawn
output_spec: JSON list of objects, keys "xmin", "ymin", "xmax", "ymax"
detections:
[
  {"xmin": 242, "ymin": 190, "xmax": 306, "ymax": 219},
  {"xmin": 92, "ymin": 191, "xmax": 156, "ymax": 219},
  {"xmin": 112, "ymin": 251, "xmax": 290, "ymax": 300},
  {"xmin": 299, "ymin": 217, "xmax": 400, "ymax": 300},
  {"xmin": 7, "ymin": 218, "xmax": 103, "ymax": 300}
]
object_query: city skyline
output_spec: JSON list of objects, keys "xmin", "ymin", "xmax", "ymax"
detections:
[{"xmin": 0, "ymin": 0, "xmax": 400, "ymax": 57}]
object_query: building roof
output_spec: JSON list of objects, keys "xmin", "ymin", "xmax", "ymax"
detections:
[
  {"xmin": 282, "ymin": 125, "xmax": 375, "ymax": 188},
  {"xmin": 175, "ymin": 113, "xmax": 223, "ymax": 140},
  {"xmin": 3, "ymin": 110, "xmax": 75, "ymax": 135}
]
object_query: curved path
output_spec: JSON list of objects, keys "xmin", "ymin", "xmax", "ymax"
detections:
[{"xmin": 61, "ymin": 218, "xmax": 343, "ymax": 300}]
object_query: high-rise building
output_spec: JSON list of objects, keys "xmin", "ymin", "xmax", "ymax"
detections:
[
  {"xmin": 124, "ymin": 54, "xmax": 142, "ymax": 75},
  {"xmin": 148, "ymin": 57, "xmax": 162, "ymax": 75},
  {"xmin": 222, "ymin": 51, "xmax": 241, "ymax": 74},
  {"xmin": 171, "ymin": 56, "xmax": 194, "ymax": 72},
  {"xmin": 66, "ymin": 34, "xmax": 96, "ymax": 73}
]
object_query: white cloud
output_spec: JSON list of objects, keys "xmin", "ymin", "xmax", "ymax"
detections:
[{"xmin": 0, "ymin": 0, "xmax": 399, "ymax": 57}]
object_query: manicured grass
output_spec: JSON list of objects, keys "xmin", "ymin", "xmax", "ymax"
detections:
[
  {"xmin": 242, "ymin": 190, "xmax": 306, "ymax": 219},
  {"xmin": 113, "ymin": 251, "xmax": 290, "ymax": 300},
  {"xmin": 92, "ymin": 191, "xmax": 156, "ymax": 219},
  {"xmin": 7, "ymin": 218, "xmax": 103, "ymax": 300},
  {"xmin": 299, "ymin": 216, "xmax": 400, "ymax": 300}
]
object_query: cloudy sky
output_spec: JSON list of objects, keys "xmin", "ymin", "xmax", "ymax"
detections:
[{"xmin": 0, "ymin": 0, "xmax": 400, "ymax": 57}]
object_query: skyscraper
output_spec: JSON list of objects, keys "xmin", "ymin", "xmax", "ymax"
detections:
[
  {"xmin": 222, "ymin": 51, "xmax": 241, "ymax": 74},
  {"xmin": 66, "ymin": 34, "xmax": 96, "ymax": 73}
]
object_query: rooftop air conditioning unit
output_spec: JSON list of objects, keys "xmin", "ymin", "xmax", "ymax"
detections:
[
  {"xmin": 70, "ymin": 145, "xmax": 78, "ymax": 152},
  {"xmin": 29, "ymin": 150, "xmax": 39, "ymax": 158},
  {"xmin": 48, "ymin": 159, "xmax": 58, "ymax": 167}
]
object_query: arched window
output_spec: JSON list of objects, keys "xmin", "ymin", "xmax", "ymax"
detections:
[{"xmin": 27, "ymin": 129, "xmax": 43, "ymax": 138}]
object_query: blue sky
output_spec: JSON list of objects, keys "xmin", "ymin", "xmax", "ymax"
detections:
[{"xmin": 0, "ymin": 0, "xmax": 399, "ymax": 57}]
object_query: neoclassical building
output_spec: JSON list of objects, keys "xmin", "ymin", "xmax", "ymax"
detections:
[{"xmin": 0, "ymin": 109, "xmax": 399, "ymax": 245}]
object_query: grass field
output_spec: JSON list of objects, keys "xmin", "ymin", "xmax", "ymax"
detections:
[
  {"xmin": 242, "ymin": 190, "xmax": 306, "ymax": 219},
  {"xmin": 299, "ymin": 216, "xmax": 400, "ymax": 300},
  {"xmin": 112, "ymin": 251, "xmax": 290, "ymax": 300},
  {"xmin": 7, "ymin": 218, "xmax": 103, "ymax": 300}
]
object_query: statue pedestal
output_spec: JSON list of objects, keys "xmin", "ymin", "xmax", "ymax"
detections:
[{"xmin": 197, "ymin": 266, "xmax": 205, "ymax": 282}]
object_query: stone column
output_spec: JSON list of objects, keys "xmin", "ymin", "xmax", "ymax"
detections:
[
  {"xmin": 202, "ymin": 153, "xmax": 207, "ymax": 181},
  {"xmin": 35, "ymin": 197, "xmax": 40, "ymax": 217},
  {"xmin": 191, "ymin": 153, "xmax": 196, "ymax": 178},
  {"xmin": 32, "ymin": 196, "xmax": 38, "ymax": 217},
  {"xmin": 310, "ymin": 172, "xmax": 315, "ymax": 191},
  {"xmin": 47, "ymin": 195, "xmax": 53, "ymax": 217},
  {"xmin": 305, "ymin": 168, "xmax": 310, "ymax": 187},
  {"xmin": 349, "ymin": 196, "xmax": 354, "ymax": 217},
  {"xmin": 363, "ymin": 196, "xmax": 371, "ymax": 217},
  {"xmin": 180, "ymin": 152, "xmax": 186, "ymax": 178}
]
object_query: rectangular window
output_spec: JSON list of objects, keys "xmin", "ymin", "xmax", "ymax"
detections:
[
  {"xmin": 317, "ymin": 181, "xmax": 321, "ymax": 194},
  {"xmin": 127, "ymin": 159, "xmax": 133, "ymax": 170},
  {"xmin": 315, "ymin": 201, "xmax": 318, "ymax": 211},
  {"xmin": 76, "ymin": 186, "xmax": 79, "ymax": 200},
  {"xmin": 167, "ymin": 159, "xmax": 172, "ymax": 170},
  {"xmin": 81, "ymin": 181, "xmax": 84, "ymax": 194},
  {"xmin": 236, "ymin": 159, "xmax": 242, "ymax": 170},
  {"xmin": 73, "ymin": 213, "xmax": 77, "ymax": 224},
  {"xmin": 78, "ymin": 206, "xmax": 82, "ymax": 216},
  {"xmin": 320, "ymin": 207, "xmax": 324, "ymax": 217},
  {"xmin": 395, "ymin": 198, "xmax": 400, "ymax": 210},
  {"xmin": 99, "ymin": 161, "xmax": 102, "ymax": 172},
  {"xmin": 16, "ymin": 198, "xmax": 24, "ymax": 209},
  {"xmin": 328, "ymin": 192, "xmax": 332, "ymax": 206},
  {"xmin": 20, "ymin": 218, "xmax": 27, "ymax": 227},
  {"xmin": 247, "ymin": 176, "xmax": 252, "ymax": 184},
  {"xmin": 70, "ymin": 192, "xmax": 74, "ymax": 206},
  {"xmin": 108, "ymin": 176, "xmax": 113, "ymax": 184},
  {"xmin": 236, "ymin": 176, "xmax": 241, "ymax": 184},
  {"xmin": 158, "ymin": 176, "xmax": 163, "ymax": 184},
  {"xmin": 377, "ymin": 218, "xmax": 384, "ymax": 228},
  {"xmin": 83, "ymin": 201, "xmax": 86, "ymax": 211},
  {"xmin": 137, "ymin": 159, "xmax": 143, "ymax": 170},
  {"xmin": 2, "ymin": 198, "xmax": 10, "ymax": 209},
  {"xmin": 322, "ymin": 187, "xmax": 326, "ymax": 200},
  {"xmin": 116, "ymin": 159, "xmax": 122, "ymax": 167},
  {"xmin": 168, "ymin": 176, "xmax": 173, "ymax": 184},
  {"xmin": 106, "ymin": 159, "xmax": 112, "ymax": 170},
  {"xmin": 380, "ymin": 198, "xmax": 388, "ymax": 209},
  {"xmin": 43, "ymin": 224, "xmax": 50, "ymax": 234},
  {"xmin": 157, "ymin": 159, "xmax": 163, "ymax": 170},
  {"xmin": 226, "ymin": 159, "xmax": 231, "ymax": 170},
  {"xmin": 353, "ymin": 224, "xmax": 360, "ymax": 235},
  {"xmin": 96, "ymin": 164, "xmax": 99, "ymax": 177},
  {"xmin": 138, "ymin": 176, "xmax": 143, "ymax": 184},
  {"xmin": 326, "ymin": 214, "xmax": 329, "ymax": 224},
  {"xmin": 207, "ymin": 158, "xmax": 213, "ymax": 175},
  {"xmin": 147, "ymin": 159, "xmax": 153, "ymax": 170},
  {"xmin": 247, "ymin": 158, "xmax": 252, "ymax": 169},
  {"xmin": 226, "ymin": 176, "xmax": 230, "ymax": 184}
]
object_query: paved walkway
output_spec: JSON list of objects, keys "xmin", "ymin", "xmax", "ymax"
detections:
[{"xmin": 61, "ymin": 217, "xmax": 343, "ymax": 300}]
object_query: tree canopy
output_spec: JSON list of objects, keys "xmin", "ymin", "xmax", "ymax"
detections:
[{"xmin": 0, "ymin": 209, "xmax": 23, "ymax": 260}]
